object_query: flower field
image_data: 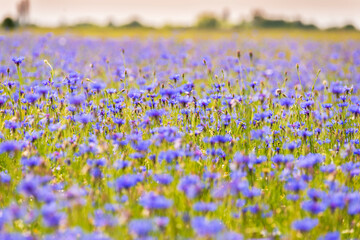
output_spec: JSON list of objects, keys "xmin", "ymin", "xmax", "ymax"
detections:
[{"xmin": 0, "ymin": 31, "xmax": 360, "ymax": 239}]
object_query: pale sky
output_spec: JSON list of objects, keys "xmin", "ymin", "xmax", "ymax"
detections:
[{"xmin": 2, "ymin": 0, "xmax": 360, "ymax": 28}]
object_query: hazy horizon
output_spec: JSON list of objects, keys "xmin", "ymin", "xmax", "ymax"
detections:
[{"xmin": 2, "ymin": 0, "xmax": 360, "ymax": 28}]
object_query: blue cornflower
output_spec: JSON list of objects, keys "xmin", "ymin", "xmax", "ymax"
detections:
[
  {"xmin": 74, "ymin": 114, "xmax": 93, "ymax": 125},
  {"xmin": 37, "ymin": 86, "xmax": 50, "ymax": 96},
  {"xmin": 90, "ymin": 81, "xmax": 106, "ymax": 92},
  {"xmin": 207, "ymin": 135, "xmax": 232, "ymax": 144},
  {"xmin": 93, "ymin": 209, "xmax": 117, "ymax": 227},
  {"xmin": 41, "ymin": 203, "xmax": 65, "ymax": 227},
  {"xmin": 0, "ymin": 95, "xmax": 8, "ymax": 107},
  {"xmin": 178, "ymin": 175, "xmax": 204, "ymax": 199},
  {"xmin": 12, "ymin": 56, "xmax": 25, "ymax": 66},
  {"xmin": 129, "ymin": 219, "xmax": 153, "ymax": 237},
  {"xmin": 177, "ymin": 96, "xmax": 191, "ymax": 107},
  {"xmin": 0, "ymin": 171, "xmax": 11, "ymax": 184},
  {"xmin": 25, "ymin": 93, "xmax": 40, "ymax": 104},
  {"xmin": 153, "ymin": 174, "xmax": 173, "ymax": 185},
  {"xmin": 320, "ymin": 164, "xmax": 336, "ymax": 173},
  {"xmin": 318, "ymin": 231, "xmax": 340, "ymax": 240},
  {"xmin": 4, "ymin": 120, "xmax": 20, "ymax": 130},
  {"xmin": 284, "ymin": 178, "xmax": 307, "ymax": 193},
  {"xmin": 280, "ymin": 97, "xmax": 295, "ymax": 108},
  {"xmin": 297, "ymin": 153, "xmax": 324, "ymax": 169},
  {"xmin": 146, "ymin": 109, "xmax": 166, "ymax": 119},
  {"xmin": 170, "ymin": 74, "xmax": 181, "ymax": 82},
  {"xmin": 0, "ymin": 141, "xmax": 23, "ymax": 153},
  {"xmin": 286, "ymin": 194, "xmax": 299, "ymax": 201},
  {"xmin": 348, "ymin": 202, "xmax": 360, "ymax": 215},
  {"xmin": 139, "ymin": 192, "xmax": 172, "ymax": 210},
  {"xmin": 322, "ymin": 103, "xmax": 333, "ymax": 109},
  {"xmin": 242, "ymin": 187, "xmax": 261, "ymax": 198},
  {"xmin": 113, "ymin": 118, "xmax": 125, "ymax": 126},
  {"xmin": 193, "ymin": 202, "xmax": 217, "ymax": 212},
  {"xmin": 191, "ymin": 217, "xmax": 224, "ymax": 236},
  {"xmin": 307, "ymin": 188, "xmax": 326, "ymax": 201},
  {"xmin": 330, "ymin": 82, "xmax": 345, "ymax": 96},
  {"xmin": 158, "ymin": 150, "xmax": 183, "ymax": 163},
  {"xmin": 113, "ymin": 160, "xmax": 131, "ymax": 170},
  {"xmin": 292, "ymin": 218, "xmax": 318, "ymax": 232},
  {"xmin": 21, "ymin": 156, "xmax": 42, "ymax": 167},
  {"xmin": 115, "ymin": 174, "xmax": 143, "ymax": 191},
  {"xmin": 301, "ymin": 200, "xmax": 327, "ymax": 214},
  {"xmin": 68, "ymin": 94, "xmax": 86, "ymax": 106}
]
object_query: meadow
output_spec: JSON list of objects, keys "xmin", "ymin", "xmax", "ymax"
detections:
[{"xmin": 0, "ymin": 28, "xmax": 360, "ymax": 239}]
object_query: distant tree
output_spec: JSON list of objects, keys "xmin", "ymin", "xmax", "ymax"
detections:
[
  {"xmin": 196, "ymin": 13, "xmax": 220, "ymax": 29},
  {"xmin": 121, "ymin": 20, "xmax": 144, "ymax": 28},
  {"xmin": 249, "ymin": 9, "xmax": 318, "ymax": 30},
  {"xmin": 107, "ymin": 18, "xmax": 115, "ymax": 28},
  {"xmin": 343, "ymin": 24, "xmax": 356, "ymax": 30},
  {"xmin": 1, "ymin": 17, "xmax": 17, "ymax": 29},
  {"xmin": 17, "ymin": 0, "xmax": 30, "ymax": 26},
  {"xmin": 252, "ymin": 9, "xmax": 266, "ymax": 24}
]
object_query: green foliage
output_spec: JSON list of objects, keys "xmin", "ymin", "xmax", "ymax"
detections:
[
  {"xmin": 1, "ymin": 17, "xmax": 17, "ymax": 30},
  {"xmin": 196, "ymin": 13, "xmax": 221, "ymax": 29},
  {"xmin": 120, "ymin": 20, "xmax": 144, "ymax": 28},
  {"xmin": 251, "ymin": 11, "xmax": 318, "ymax": 30}
]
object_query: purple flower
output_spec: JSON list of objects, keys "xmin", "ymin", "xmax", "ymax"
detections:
[
  {"xmin": 301, "ymin": 200, "xmax": 327, "ymax": 214},
  {"xmin": 146, "ymin": 109, "xmax": 166, "ymax": 119},
  {"xmin": 113, "ymin": 118, "xmax": 125, "ymax": 126},
  {"xmin": 12, "ymin": 56, "xmax": 25, "ymax": 66},
  {"xmin": 90, "ymin": 82, "xmax": 106, "ymax": 92},
  {"xmin": 153, "ymin": 174, "xmax": 173, "ymax": 185},
  {"xmin": 193, "ymin": 202, "xmax": 217, "ymax": 212},
  {"xmin": 115, "ymin": 174, "xmax": 143, "ymax": 191},
  {"xmin": 0, "ymin": 141, "xmax": 23, "ymax": 153},
  {"xmin": 93, "ymin": 209, "xmax": 117, "ymax": 227},
  {"xmin": 139, "ymin": 192, "xmax": 172, "ymax": 210},
  {"xmin": 285, "ymin": 178, "xmax": 307, "ymax": 193},
  {"xmin": 325, "ymin": 192, "xmax": 346, "ymax": 211},
  {"xmin": 129, "ymin": 219, "xmax": 153, "ymax": 237},
  {"xmin": 0, "ymin": 96, "xmax": 8, "ymax": 107},
  {"xmin": 318, "ymin": 231, "xmax": 340, "ymax": 240},
  {"xmin": 191, "ymin": 217, "xmax": 224, "ymax": 236},
  {"xmin": 25, "ymin": 93, "xmax": 40, "ymax": 104},
  {"xmin": 280, "ymin": 97, "xmax": 295, "ymax": 108},
  {"xmin": 0, "ymin": 172, "xmax": 11, "ymax": 184},
  {"xmin": 68, "ymin": 94, "xmax": 86, "ymax": 106},
  {"xmin": 292, "ymin": 218, "xmax": 318, "ymax": 232},
  {"xmin": 74, "ymin": 114, "xmax": 93, "ymax": 125},
  {"xmin": 21, "ymin": 156, "xmax": 42, "ymax": 167},
  {"xmin": 41, "ymin": 203, "xmax": 65, "ymax": 227},
  {"xmin": 286, "ymin": 194, "xmax": 299, "ymax": 201},
  {"xmin": 178, "ymin": 175, "xmax": 204, "ymax": 199},
  {"xmin": 330, "ymin": 82, "xmax": 345, "ymax": 96}
]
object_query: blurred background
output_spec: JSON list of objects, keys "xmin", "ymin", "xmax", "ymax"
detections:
[{"xmin": 1, "ymin": 0, "xmax": 359, "ymax": 31}]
